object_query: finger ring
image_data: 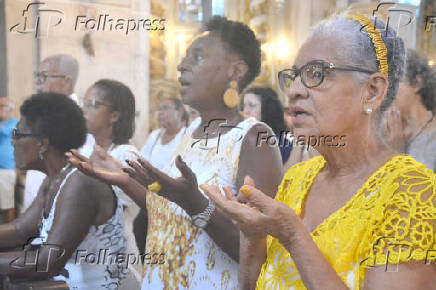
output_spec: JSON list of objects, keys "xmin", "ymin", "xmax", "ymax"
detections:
[
  {"xmin": 148, "ymin": 181, "xmax": 162, "ymax": 193},
  {"xmin": 240, "ymin": 185, "xmax": 251, "ymax": 196}
]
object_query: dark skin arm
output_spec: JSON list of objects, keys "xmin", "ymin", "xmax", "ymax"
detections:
[
  {"xmin": 0, "ymin": 172, "xmax": 116, "ymax": 279},
  {"xmin": 203, "ymin": 124, "xmax": 282, "ymax": 262},
  {"xmin": 0, "ymin": 179, "xmax": 47, "ymax": 250}
]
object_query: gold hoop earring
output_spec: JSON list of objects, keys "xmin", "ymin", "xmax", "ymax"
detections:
[{"xmin": 223, "ymin": 81, "xmax": 239, "ymax": 108}]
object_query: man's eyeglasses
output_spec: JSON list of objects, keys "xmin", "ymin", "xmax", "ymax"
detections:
[
  {"xmin": 12, "ymin": 129, "xmax": 41, "ymax": 140},
  {"xmin": 82, "ymin": 99, "xmax": 113, "ymax": 110},
  {"xmin": 157, "ymin": 105, "xmax": 176, "ymax": 112},
  {"xmin": 278, "ymin": 60, "xmax": 376, "ymax": 90},
  {"xmin": 34, "ymin": 71, "xmax": 67, "ymax": 84}
]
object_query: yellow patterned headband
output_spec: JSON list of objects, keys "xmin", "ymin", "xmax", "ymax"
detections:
[{"xmin": 346, "ymin": 14, "xmax": 389, "ymax": 78}]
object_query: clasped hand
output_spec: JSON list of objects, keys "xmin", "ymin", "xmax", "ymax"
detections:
[{"xmin": 201, "ymin": 176, "xmax": 297, "ymax": 243}]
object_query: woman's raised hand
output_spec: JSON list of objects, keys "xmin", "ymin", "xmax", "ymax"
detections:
[
  {"xmin": 382, "ymin": 106, "xmax": 406, "ymax": 153},
  {"xmin": 123, "ymin": 154, "xmax": 200, "ymax": 206},
  {"xmin": 66, "ymin": 145, "xmax": 129, "ymax": 186},
  {"xmin": 201, "ymin": 176, "xmax": 297, "ymax": 243}
]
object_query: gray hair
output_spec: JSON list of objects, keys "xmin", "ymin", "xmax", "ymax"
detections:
[
  {"xmin": 309, "ymin": 14, "xmax": 406, "ymax": 114},
  {"xmin": 404, "ymin": 49, "xmax": 436, "ymax": 112},
  {"xmin": 44, "ymin": 54, "xmax": 79, "ymax": 87}
]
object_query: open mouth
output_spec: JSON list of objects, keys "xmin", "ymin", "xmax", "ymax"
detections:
[
  {"xmin": 290, "ymin": 106, "xmax": 309, "ymax": 117},
  {"xmin": 178, "ymin": 77, "xmax": 191, "ymax": 88}
]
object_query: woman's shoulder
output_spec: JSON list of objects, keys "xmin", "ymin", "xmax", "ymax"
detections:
[
  {"xmin": 361, "ymin": 155, "xmax": 436, "ymax": 267},
  {"xmin": 110, "ymin": 144, "xmax": 139, "ymax": 163},
  {"xmin": 66, "ymin": 170, "xmax": 113, "ymax": 195},
  {"xmin": 147, "ymin": 129, "xmax": 163, "ymax": 140},
  {"xmin": 384, "ymin": 154, "xmax": 436, "ymax": 185}
]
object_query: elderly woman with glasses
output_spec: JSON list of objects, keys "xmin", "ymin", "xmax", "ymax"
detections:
[{"xmin": 201, "ymin": 14, "xmax": 436, "ymax": 289}]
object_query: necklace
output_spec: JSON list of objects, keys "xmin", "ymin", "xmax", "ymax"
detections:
[
  {"xmin": 406, "ymin": 113, "xmax": 434, "ymax": 148},
  {"xmin": 41, "ymin": 163, "xmax": 73, "ymax": 220}
]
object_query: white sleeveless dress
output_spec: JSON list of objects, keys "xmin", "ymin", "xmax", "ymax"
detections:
[
  {"xmin": 33, "ymin": 169, "xmax": 130, "ymax": 290},
  {"xmin": 142, "ymin": 117, "xmax": 263, "ymax": 290}
]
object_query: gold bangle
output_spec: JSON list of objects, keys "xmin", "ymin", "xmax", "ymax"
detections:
[{"xmin": 148, "ymin": 181, "xmax": 162, "ymax": 193}]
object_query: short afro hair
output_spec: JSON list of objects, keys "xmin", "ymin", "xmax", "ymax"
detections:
[
  {"xmin": 205, "ymin": 16, "xmax": 261, "ymax": 91},
  {"xmin": 93, "ymin": 79, "xmax": 136, "ymax": 144},
  {"xmin": 20, "ymin": 93, "xmax": 86, "ymax": 153},
  {"xmin": 404, "ymin": 49, "xmax": 436, "ymax": 112}
]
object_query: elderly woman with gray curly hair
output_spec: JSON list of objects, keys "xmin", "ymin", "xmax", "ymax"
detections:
[{"xmin": 201, "ymin": 14, "xmax": 436, "ymax": 290}]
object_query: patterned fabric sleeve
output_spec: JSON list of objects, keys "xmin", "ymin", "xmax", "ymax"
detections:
[{"xmin": 361, "ymin": 167, "xmax": 436, "ymax": 267}]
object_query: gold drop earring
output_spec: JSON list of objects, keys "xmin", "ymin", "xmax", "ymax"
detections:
[{"xmin": 223, "ymin": 81, "xmax": 239, "ymax": 109}]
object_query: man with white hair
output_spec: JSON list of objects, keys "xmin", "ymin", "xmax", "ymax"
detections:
[
  {"xmin": 34, "ymin": 54, "xmax": 79, "ymax": 101},
  {"xmin": 24, "ymin": 54, "xmax": 94, "ymax": 209},
  {"xmin": 0, "ymin": 96, "xmax": 18, "ymax": 222}
]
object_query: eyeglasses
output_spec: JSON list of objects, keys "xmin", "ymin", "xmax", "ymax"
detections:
[
  {"xmin": 278, "ymin": 60, "xmax": 376, "ymax": 90},
  {"xmin": 12, "ymin": 129, "xmax": 41, "ymax": 140},
  {"xmin": 157, "ymin": 105, "xmax": 176, "ymax": 112},
  {"xmin": 82, "ymin": 99, "xmax": 113, "ymax": 110},
  {"xmin": 34, "ymin": 71, "xmax": 67, "ymax": 84},
  {"xmin": 0, "ymin": 104, "xmax": 12, "ymax": 110}
]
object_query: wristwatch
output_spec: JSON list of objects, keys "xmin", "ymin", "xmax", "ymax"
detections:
[{"xmin": 191, "ymin": 200, "xmax": 216, "ymax": 229}]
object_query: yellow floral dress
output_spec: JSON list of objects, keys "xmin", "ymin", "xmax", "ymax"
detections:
[{"xmin": 256, "ymin": 155, "xmax": 436, "ymax": 289}]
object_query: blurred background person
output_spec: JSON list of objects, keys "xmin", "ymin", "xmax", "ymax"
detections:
[
  {"xmin": 383, "ymin": 49, "xmax": 436, "ymax": 171},
  {"xmin": 24, "ymin": 54, "xmax": 94, "ymax": 210},
  {"xmin": 81, "ymin": 79, "xmax": 141, "ymax": 288},
  {"xmin": 242, "ymin": 87, "xmax": 293, "ymax": 164},
  {"xmin": 184, "ymin": 104, "xmax": 201, "ymax": 126},
  {"xmin": 140, "ymin": 97, "xmax": 188, "ymax": 171},
  {"xmin": 135, "ymin": 97, "xmax": 188, "ymax": 257},
  {"xmin": 0, "ymin": 96, "xmax": 18, "ymax": 223}
]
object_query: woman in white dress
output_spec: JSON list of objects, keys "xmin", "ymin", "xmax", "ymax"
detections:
[
  {"xmin": 140, "ymin": 97, "xmax": 189, "ymax": 171},
  {"xmin": 135, "ymin": 97, "xmax": 189, "ymax": 258},
  {"xmin": 68, "ymin": 16, "xmax": 283, "ymax": 289},
  {"xmin": 81, "ymin": 79, "xmax": 142, "ymax": 288},
  {"xmin": 0, "ymin": 93, "xmax": 129, "ymax": 289}
]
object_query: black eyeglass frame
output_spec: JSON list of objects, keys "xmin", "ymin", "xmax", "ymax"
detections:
[
  {"xmin": 12, "ymin": 129, "xmax": 42, "ymax": 140},
  {"xmin": 278, "ymin": 60, "xmax": 377, "ymax": 90},
  {"xmin": 34, "ymin": 71, "xmax": 68, "ymax": 84},
  {"xmin": 81, "ymin": 98, "xmax": 114, "ymax": 110}
]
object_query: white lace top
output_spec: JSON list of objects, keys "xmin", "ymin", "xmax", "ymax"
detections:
[
  {"xmin": 33, "ymin": 169, "xmax": 129, "ymax": 290},
  {"xmin": 142, "ymin": 117, "xmax": 263, "ymax": 290}
]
